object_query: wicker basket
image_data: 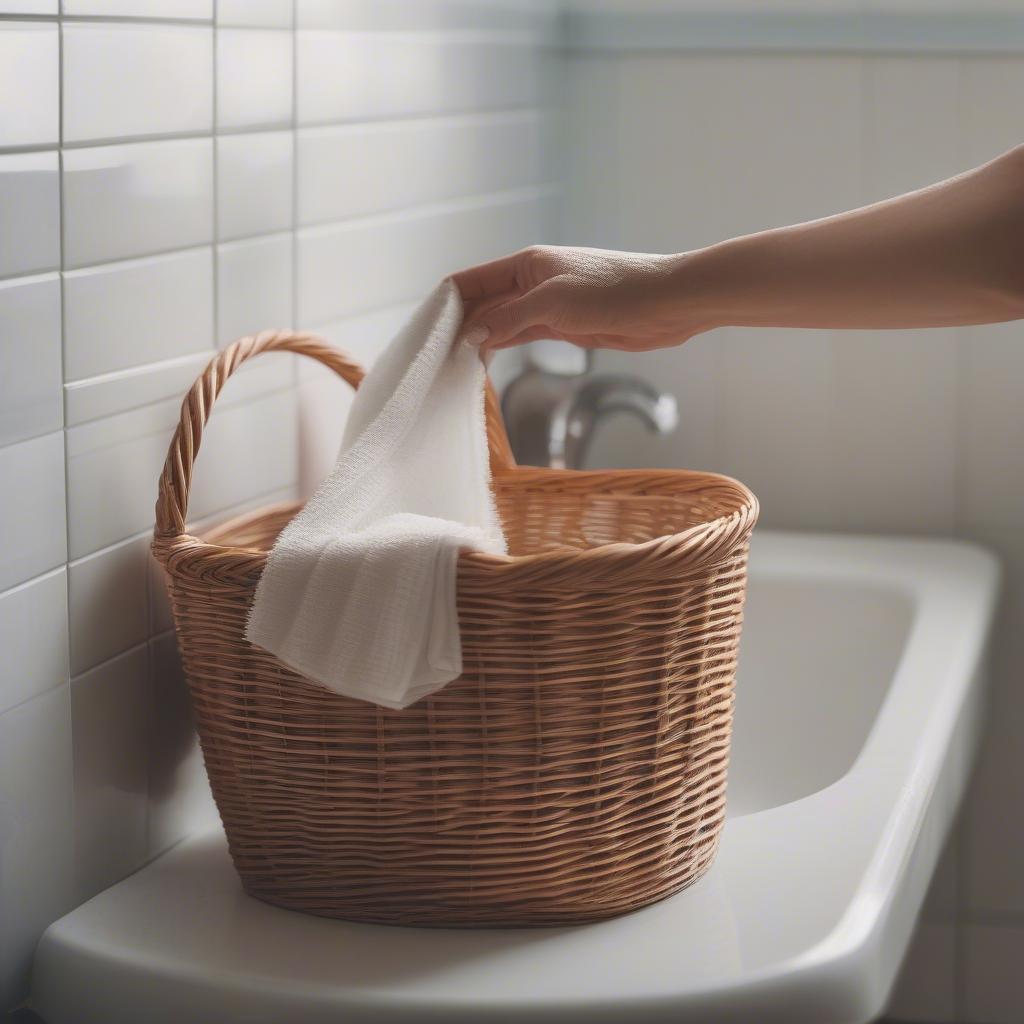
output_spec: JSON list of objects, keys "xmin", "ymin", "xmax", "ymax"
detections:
[{"xmin": 152, "ymin": 330, "xmax": 759, "ymax": 927}]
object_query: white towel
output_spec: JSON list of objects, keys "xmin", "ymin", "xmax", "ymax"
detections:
[{"xmin": 245, "ymin": 279, "xmax": 507, "ymax": 709}]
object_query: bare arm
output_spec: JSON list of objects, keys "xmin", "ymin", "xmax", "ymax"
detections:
[{"xmin": 453, "ymin": 145, "xmax": 1024, "ymax": 353}]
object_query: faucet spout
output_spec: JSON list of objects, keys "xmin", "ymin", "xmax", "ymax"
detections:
[
  {"xmin": 555, "ymin": 375, "xmax": 678, "ymax": 469},
  {"xmin": 500, "ymin": 356, "xmax": 679, "ymax": 470}
]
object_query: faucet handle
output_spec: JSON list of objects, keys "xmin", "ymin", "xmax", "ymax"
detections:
[{"xmin": 524, "ymin": 340, "xmax": 591, "ymax": 377}]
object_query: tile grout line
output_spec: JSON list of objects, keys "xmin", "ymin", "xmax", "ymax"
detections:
[
  {"xmin": 56, "ymin": 13, "xmax": 72, "ymax": 677},
  {"xmin": 290, "ymin": 0, "xmax": 301, "ymax": 489},
  {"xmin": 211, "ymin": 5, "xmax": 220, "ymax": 355},
  {"xmin": 54, "ymin": 3, "xmax": 80, "ymax": 945},
  {"xmin": 291, "ymin": 0, "xmax": 298, "ymax": 338}
]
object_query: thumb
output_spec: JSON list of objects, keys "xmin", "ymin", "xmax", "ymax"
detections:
[{"xmin": 463, "ymin": 281, "xmax": 560, "ymax": 350}]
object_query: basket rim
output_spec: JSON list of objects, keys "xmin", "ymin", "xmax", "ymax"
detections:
[{"xmin": 155, "ymin": 464, "xmax": 759, "ymax": 581}]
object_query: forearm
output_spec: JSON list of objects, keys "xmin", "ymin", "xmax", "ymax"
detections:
[{"xmin": 679, "ymin": 145, "xmax": 1024, "ymax": 332}]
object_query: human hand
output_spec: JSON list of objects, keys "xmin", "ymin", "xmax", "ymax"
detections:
[{"xmin": 451, "ymin": 245, "xmax": 708, "ymax": 354}]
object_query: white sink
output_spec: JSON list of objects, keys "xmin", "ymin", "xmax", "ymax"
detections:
[{"xmin": 32, "ymin": 531, "xmax": 1000, "ymax": 1024}]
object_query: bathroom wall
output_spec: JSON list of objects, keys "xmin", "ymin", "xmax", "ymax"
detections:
[
  {"xmin": 562, "ymin": 3, "xmax": 1024, "ymax": 1022},
  {"xmin": 0, "ymin": 0, "xmax": 558, "ymax": 1010},
  {"xmin": 4, "ymin": 1, "xmax": 1021, "ymax": 1019}
]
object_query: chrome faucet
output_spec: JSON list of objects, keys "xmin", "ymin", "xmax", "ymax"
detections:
[{"xmin": 500, "ymin": 347, "xmax": 678, "ymax": 469}]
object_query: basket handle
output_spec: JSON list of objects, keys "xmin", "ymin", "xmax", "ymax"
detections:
[{"xmin": 154, "ymin": 329, "xmax": 515, "ymax": 540}]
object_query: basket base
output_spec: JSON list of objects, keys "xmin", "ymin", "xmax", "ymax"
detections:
[{"xmin": 235, "ymin": 839, "xmax": 720, "ymax": 929}]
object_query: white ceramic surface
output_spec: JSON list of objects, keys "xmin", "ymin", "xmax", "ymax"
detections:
[
  {"xmin": 295, "ymin": 0, "xmax": 552, "ymax": 31},
  {"xmin": 216, "ymin": 28, "xmax": 293, "ymax": 130},
  {"xmin": 0, "ymin": 568, "xmax": 68, "ymax": 717},
  {"xmin": 0, "ymin": 685, "xmax": 75, "ymax": 1013},
  {"xmin": 962, "ymin": 525, "xmax": 1024, "ymax": 928},
  {"xmin": 959, "ymin": 319, "xmax": 1024, "ymax": 532},
  {"xmin": 62, "ymin": 138, "xmax": 214, "ymax": 268},
  {"xmin": 68, "ymin": 535, "xmax": 150, "ymax": 676},
  {"xmin": 31, "ymin": 532, "xmax": 1000, "ymax": 1024},
  {"xmin": 0, "ymin": 0, "xmax": 56, "ymax": 12},
  {"xmin": 0, "ymin": 22, "xmax": 59, "ymax": 148},
  {"xmin": 0, "ymin": 273, "xmax": 63, "ymax": 447},
  {"xmin": 295, "ymin": 187, "xmax": 551, "ymax": 326},
  {"xmin": 296, "ymin": 111, "xmax": 545, "ymax": 226},
  {"xmin": 217, "ymin": 0, "xmax": 292, "ymax": 27},
  {"xmin": 295, "ymin": 32, "xmax": 541, "ymax": 125},
  {"xmin": 63, "ymin": 248, "xmax": 214, "ymax": 381},
  {"xmin": 0, "ymin": 151, "xmax": 60, "ymax": 280},
  {"xmin": 70, "ymin": 645, "xmax": 152, "ymax": 901},
  {"xmin": 61, "ymin": 0, "xmax": 211, "ymax": 16},
  {"xmin": 62, "ymin": 22, "xmax": 212, "ymax": 144},
  {"xmin": 216, "ymin": 130, "xmax": 293, "ymax": 241},
  {"xmin": 65, "ymin": 386, "xmax": 296, "ymax": 560},
  {"xmin": 216, "ymin": 232, "xmax": 293, "ymax": 344},
  {"xmin": 0, "ymin": 431, "xmax": 67, "ymax": 593},
  {"xmin": 0, "ymin": 3, "xmax": 560, "ymax": 1013},
  {"xmin": 63, "ymin": 351, "xmax": 213, "ymax": 427},
  {"xmin": 65, "ymin": 398, "xmax": 190, "ymax": 560}
]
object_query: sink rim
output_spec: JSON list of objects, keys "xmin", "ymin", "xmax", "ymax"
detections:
[{"xmin": 31, "ymin": 530, "xmax": 1001, "ymax": 1024}]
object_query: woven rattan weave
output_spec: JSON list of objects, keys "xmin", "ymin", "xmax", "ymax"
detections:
[{"xmin": 152, "ymin": 330, "xmax": 759, "ymax": 927}]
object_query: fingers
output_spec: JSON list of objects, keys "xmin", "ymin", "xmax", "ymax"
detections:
[
  {"xmin": 464, "ymin": 281, "xmax": 559, "ymax": 351},
  {"xmin": 462, "ymin": 288, "xmax": 519, "ymax": 328},
  {"xmin": 449, "ymin": 252, "xmax": 523, "ymax": 302},
  {"xmin": 482, "ymin": 326, "xmax": 567, "ymax": 350}
]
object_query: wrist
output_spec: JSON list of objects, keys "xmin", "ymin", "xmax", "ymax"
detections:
[{"xmin": 662, "ymin": 247, "xmax": 734, "ymax": 334}]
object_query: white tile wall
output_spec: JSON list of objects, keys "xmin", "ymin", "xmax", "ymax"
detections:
[
  {"xmin": 216, "ymin": 28, "xmax": 293, "ymax": 130},
  {"xmin": 63, "ymin": 350, "xmax": 212, "ymax": 426},
  {"xmin": 61, "ymin": 0, "xmax": 211, "ymax": 16},
  {"xmin": 565, "ymin": 43, "xmax": 1024, "ymax": 1024},
  {"xmin": 0, "ymin": 569, "xmax": 69, "ymax": 716},
  {"xmin": 296, "ymin": 187, "xmax": 552, "ymax": 325},
  {"xmin": 0, "ymin": 1, "xmax": 57, "ymax": 12},
  {"xmin": 296, "ymin": 0, "xmax": 555, "ymax": 32},
  {"xmin": 295, "ymin": 32, "xmax": 541, "ymax": 124},
  {"xmin": 958, "ymin": 321, "xmax": 1024, "ymax": 533},
  {"xmin": 297, "ymin": 110, "xmax": 546, "ymax": 225},
  {"xmin": 0, "ymin": 273, "xmax": 63, "ymax": 446},
  {"xmin": 216, "ymin": 232, "xmax": 293, "ymax": 343},
  {"xmin": 0, "ymin": 23, "xmax": 59, "ymax": 148},
  {"xmin": 63, "ymin": 247, "xmax": 214, "ymax": 380},
  {"xmin": 963, "ymin": 526, "xmax": 1024, "ymax": 917},
  {"xmin": 68, "ymin": 534, "xmax": 150, "ymax": 675},
  {"xmin": 62, "ymin": 138, "xmax": 214, "ymax": 268},
  {"xmin": 5, "ymin": 4, "xmax": 1024, "ymax": 1021},
  {"xmin": 0, "ymin": 151, "xmax": 60, "ymax": 279},
  {"xmin": 216, "ymin": 130, "xmax": 293, "ymax": 240},
  {"xmin": 0, "ymin": 0, "xmax": 547, "ymax": 1011},
  {"xmin": 0, "ymin": 431, "xmax": 67, "ymax": 592},
  {"xmin": 187, "ymin": 389, "xmax": 299, "ymax": 519},
  {"xmin": 65, "ymin": 398, "xmax": 182, "ymax": 560},
  {"xmin": 70, "ymin": 644, "xmax": 152, "ymax": 900},
  {"xmin": 217, "ymin": 0, "xmax": 291, "ymax": 28},
  {"xmin": 62, "ymin": 23, "xmax": 213, "ymax": 144},
  {"xmin": 0, "ymin": 685, "xmax": 75, "ymax": 1012}
]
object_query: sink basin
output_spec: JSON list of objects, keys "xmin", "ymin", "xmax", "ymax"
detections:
[{"xmin": 31, "ymin": 531, "xmax": 1000, "ymax": 1024}]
